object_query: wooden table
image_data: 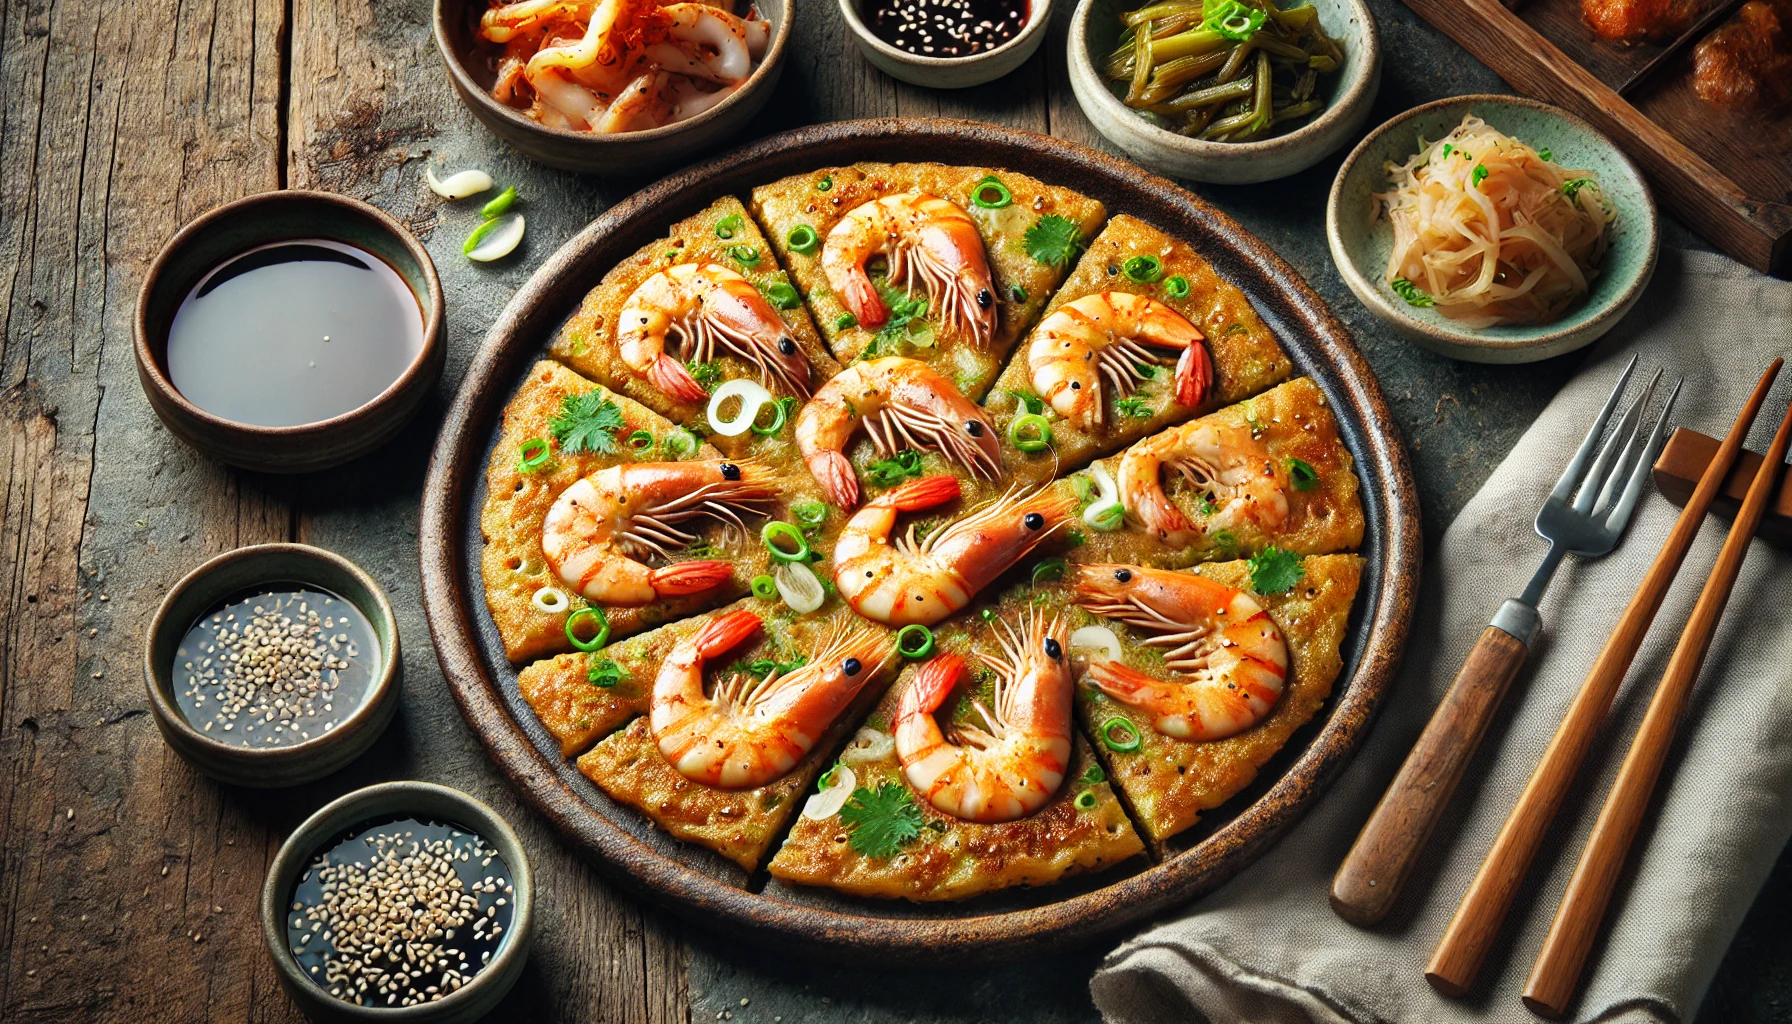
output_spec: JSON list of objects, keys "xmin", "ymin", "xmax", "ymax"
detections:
[{"xmin": 3, "ymin": 0, "xmax": 1787, "ymax": 1021}]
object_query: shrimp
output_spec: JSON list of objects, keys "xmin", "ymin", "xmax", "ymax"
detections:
[
  {"xmin": 1027, "ymin": 291, "xmax": 1212, "ymax": 430},
  {"xmin": 652, "ymin": 610, "xmax": 896, "ymax": 788},
  {"xmin": 821, "ymin": 194, "xmax": 996, "ymax": 347},
  {"xmin": 618, "ymin": 263, "xmax": 810, "ymax": 403},
  {"xmin": 541, "ymin": 459, "xmax": 779, "ymax": 605},
  {"xmin": 893, "ymin": 607, "xmax": 1073, "ymax": 822},
  {"xmin": 833, "ymin": 475, "xmax": 1074, "ymax": 626},
  {"xmin": 794, "ymin": 356, "xmax": 1001, "ymax": 509},
  {"xmin": 1072, "ymin": 563, "xmax": 1288, "ymax": 740},
  {"xmin": 1117, "ymin": 419, "xmax": 1289, "ymax": 547},
  {"xmin": 643, "ymin": 3, "xmax": 764, "ymax": 85}
]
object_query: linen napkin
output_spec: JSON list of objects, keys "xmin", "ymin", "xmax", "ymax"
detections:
[{"xmin": 1091, "ymin": 249, "xmax": 1792, "ymax": 1024}]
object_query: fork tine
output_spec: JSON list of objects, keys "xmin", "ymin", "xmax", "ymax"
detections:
[
  {"xmin": 1550, "ymin": 354, "xmax": 1639, "ymax": 504},
  {"xmin": 1572, "ymin": 364, "xmax": 1656, "ymax": 513},
  {"xmin": 1603, "ymin": 376, "xmax": 1683, "ymax": 534},
  {"xmin": 1586, "ymin": 369, "xmax": 1663, "ymax": 515}
]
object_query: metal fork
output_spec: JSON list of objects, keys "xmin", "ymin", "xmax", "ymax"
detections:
[{"xmin": 1330, "ymin": 355, "xmax": 1682, "ymax": 928}]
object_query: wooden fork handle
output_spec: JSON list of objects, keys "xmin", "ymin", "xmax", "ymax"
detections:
[{"xmin": 1332, "ymin": 608, "xmax": 1537, "ymax": 927}]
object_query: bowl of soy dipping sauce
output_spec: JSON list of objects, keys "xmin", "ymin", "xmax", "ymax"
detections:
[
  {"xmin": 144, "ymin": 543, "xmax": 402, "ymax": 788},
  {"xmin": 135, "ymin": 190, "xmax": 445, "ymax": 474},
  {"xmin": 840, "ymin": 0, "xmax": 1051, "ymax": 88},
  {"xmin": 262, "ymin": 782, "xmax": 534, "ymax": 1023}
]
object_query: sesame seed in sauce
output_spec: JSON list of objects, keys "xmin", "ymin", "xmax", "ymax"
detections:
[{"xmin": 866, "ymin": 0, "xmax": 1030, "ymax": 58}]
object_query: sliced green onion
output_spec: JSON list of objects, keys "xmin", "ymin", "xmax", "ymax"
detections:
[
  {"xmin": 663, "ymin": 427, "xmax": 699, "ymax": 460},
  {"xmin": 751, "ymin": 574, "xmax": 778, "ymax": 600},
  {"xmin": 1079, "ymin": 763, "xmax": 1108, "ymax": 785},
  {"xmin": 714, "ymin": 213, "xmax": 745, "ymax": 239},
  {"xmin": 792, "ymin": 500, "xmax": 827, "ymax": 528},
  {"xmin": 708, "ymin": 379, "xmax": 774, "ymax": 437},
  {"xmin": 970, "ymin": 176, "xmax": 1013, "ymax": 209},
  {"xmin": 817, "ymin": 175, "xmax": 833, "ymax": 191},
  {"xmin": 980, "ymin": 608, "xmax": 996, "ymax": 622},
  {"xmin": 835, "ymin": 311, "xmax": 858, "ymax": 330},
  {"xmin": 775, "ymin": 562, "xmax": 826, "ymax": 613},
  {"xmin": 1122, "ymin": 255, "xmax": 1164, "ymax": 283},
  {"xmin": 787, "ymin": 224, "xmax": 819, "ymax": 254},
  {"xmin": 463, "ymin": 212, "xmax": 524, "ymax": 262},
  {"xmin": 762, "ymin": 521, "xmax": 811, "ymax": 563},
  {"xmin": 727, "ymin": 244, "xmax": 761, "ymax": 267},
  {"xmin": 566, "ymin": 606, "xmax": 610, "ymax": 652},
  {"xmin": 517, "ymin": 437, "xmax": 551, "ymax": 471},
  {"xmin": 1164, "ymin": 275, "xmax": 1190, "ymax": 299},
  {"xmin": 1100, "ymin": 716, "xmax": 1142, "ymax": 753},
  {"xmin": 1008, "ymin": 413, "xmax": 1053, "ymax": 453},
  {"xmin": 764, "ymin": 281, "xmax": 801, "ymax": 310},
  {"xmin": 625, "ymin": 430, "xmax": 655, "ymax": 456},
  {"xmin": 480, "ymin": 186, "xmax": 518, "ymax": 219},
  {"xmin": 1031, "ymin": 558, "xmax": 1066, "ymax": 584},
  {"xmin": 1073, "ymin": 790, "xmax": 1099, "ymax": 811},
  {"xmin": 531, "ymin": 586, "xmax": 569, "ymax": 614},
  {"xmin": 896, "ymin": 625, "xmax": 935, "ymax": 659},
  {"xmin": 426, "ymin": 166, "xmax": 493, "ymax": 199},
  {"xmin": 1539, "ymin": 147, "xmax": 1553, "ymax": 162},
  {"xmin": 1084, "ymin": 464, "xmax": 1125, "ymax": 532},
  {"xmin": 1011, "ymin": 284, "xmax": 1028, "ymax": 302},
  {"xmin": 749, "ymin": 396, "xmax": 789, "ymax": 435}
]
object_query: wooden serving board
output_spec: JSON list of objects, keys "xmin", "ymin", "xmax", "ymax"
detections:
[
  {"xmin": 1400, "ymin": 0, "xmax": 1792, "ymax": 276},
  {"xmin": 418, "ymin": 119, "xmax": 1421, "ymax": 963}
]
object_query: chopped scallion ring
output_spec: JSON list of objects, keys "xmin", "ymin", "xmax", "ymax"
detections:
[
  {"xmin": 762, "ymin": 521, "xmax": 811, "ymax": 563},
  {"xmin": 775, "ymin": 562, "xmax": 826, "ymax": 613},
  {"xmin": 1073, "ymin": 790, "xmax": 1098, "ymax": 811},
  {"xmin": 565, "ymin": 606, "xmax": 610, "ymax": 652},
  {"xmin": 792, "ymin": 500, "xmax": 827, "ymax": 528},
  {"xmin": 531, "ymin": 586, "xmax": 569, "ymax": 614},
  {"xmin": 714, "ymin": 213, "xmax": 744, "ymax": 239},
  {"xmin": 749, "ymin": 396, "xmax": 789, "ymax": 436},
  {"xmin": 750, "ymin": 574, "xmax": 778, "ymax": 600},
  {"xmin": 970, "ymin": 176, "xmax": 1013, "ymax": 209},
  {"xmin": 662, "ymin": 428, "xmax": 699, "ymax": 460},
  {"xmin": 787, "ymin": 224, "xmax": 819, "ymax": 254},
  {"xmin": 1164, "ymin": 275, "xmax": 1190, "ymax": 299},
  {"xmin": 1083, "ymin": 464, "xmax": 1125, "ymax": 532},
  {"xmin": 707, "ymin": 379, "xmax": 774, "ymax": 437},
  {"xmin": 817, "ymin": 175, "xmax": 833, "ymax": 191},
  {"xmin": 1099, "ymin": 716, "xmax": 1142, "ymax": 753},
  {"xmin": 1008, "ymin": 413, "xmax": 1053, "ymax": 453},
  {"xmin": 1031, "ymin": 558, "xmax": 1066, "ymax": 584},
  {"xmin": 463, "ymin": 212, "xmax": 525, "ymax": 262},
  {"xmin": 980, "ymin": 608, "xmax": 996, "ymax": 621},
  {"xmin": 835, "ymin": 311, "xmax": 858, "ymax": 330},
  {"xmin": 895, "ymin": 625, "xmax": 935, "ymax": 659},
  {"xmin": 517, "ymin": 437, "xmax": 551, "ymax": 471},
  {"xmin": 480, "ymin": 186, "xmax": 518, "ymax": 219},
  {"xmin": 1122, "ymin": 255, "xmax": 1164, "ymax": 283},
  {"xmin": 727, "ymin": 244, "xmax": 761, "ymax": 267},
  {"xmin": 1011, "ymin": 284, "xmax": 1028, "ymax": 303},
  {"xmin": 764, "ymin": 281, "xmax": 801, "ymax": 310},
  {"xmin": 625, "ymin": 429, "xmax": 655, "ymax": 456}
]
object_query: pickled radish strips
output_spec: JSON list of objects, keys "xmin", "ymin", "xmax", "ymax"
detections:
[{"xmin": 1377, "ymin": 116, "xmax": 1615, "ymax": 328}]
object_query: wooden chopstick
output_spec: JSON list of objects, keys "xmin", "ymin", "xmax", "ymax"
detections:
[
  {"xmin": 1522, "ymin": 382, "xmax": 1792, "ymax": 1018},
  {"xmin": 1426, "ymin": 359, "xmax": 1785, "ymax": 997}
]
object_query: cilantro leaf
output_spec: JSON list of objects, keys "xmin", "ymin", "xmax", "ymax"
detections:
[
  {"xmin": 1286, "ymin": 456, "xmax": 1320, "ymax": 491},
  {"xmin": 839, "ymin": 784, "xmax": 925, "ymax": 859},
  {"xmin": 1024, "ymin": 215, "xmax": 1084, "ymax": 268},
  {"xmin": 1247, "ymin": 545, "xmax": 1305, "ymax": 595},
  {"xmin": 550, "ymin": 392, "xmax": 627, "ymax": 455},
  {"xmin": 866, "ymin": 448, "xmax": 923, "ymax": 487},
  {"xmin": 685, "ymin": 360, "xmax": 723, "ymax": 393},
  {"xmin": 1114, "ymin": 395, "xmax": 1153, "ymax": 419}
]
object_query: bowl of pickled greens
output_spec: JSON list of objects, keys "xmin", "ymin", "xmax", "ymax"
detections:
[{"xmin": 1068, "ymin": 0, "xmax": 1380, "ymax": 183}]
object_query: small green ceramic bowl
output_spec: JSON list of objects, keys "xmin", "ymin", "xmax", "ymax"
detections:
[{"xmin": 1326, "ymin": 94, "xmax": 1658, "ymax": 364}]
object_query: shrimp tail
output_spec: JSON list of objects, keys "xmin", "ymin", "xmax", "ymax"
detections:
[
  {"xmin": 647, "ymin": 560, "xmax": 734, "ymax": 596},
  {"xmin": 1174, "ymin": 340, "xmax": 1213, "ymax": 409},
  {"xmin": 649, "ymin": 353, "xmax": 710, "ymax": 404},
  {"xmin": 1084, "ymin": 659, "xmax": 1160, "ymax": 704},
  {"xmin": 806, "ymin": 450, "xmax": 861, "ymax": 509},
  {"xmin": 690, "ymin": 608, "xmax": 763, "ymax": 658},
  {"xmin": 904, "ymin": 652, "xmax": 965, "ymax": 718},
  {"xmin": 842, "ymin": 272, "xmax": 888, "ymax": 330},
  {"xmin": 882, "ymin": 474, "xmax": 962, "ymax": 512}
]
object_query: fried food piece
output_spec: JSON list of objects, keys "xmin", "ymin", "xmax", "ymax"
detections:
[
  {"xmin": 1694, "ymin": 0, "xmax": 1792, "ymax": 111},
  {"xmin": 1583, "ymin": 0, "xmax": 1702, "ymax": 41}
]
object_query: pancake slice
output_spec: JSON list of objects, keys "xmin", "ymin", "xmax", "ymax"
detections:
[
  {"xmin": 984, "ymin": 213, "xmax": 1293, "ymax": 488},
  {"xmin": 481, "ymin": 360, "xmax": 775, "ymax": 663},
  {"xmin": 545, "ymin": 196, "xmax": 840, "ymax": 469},
  {"xmin": 750, "ymin": 163, "xmax": 1106, "ymax": 400},
  {"xmin": 1072, "ymin": 554, "xmax": 1363, "ymax": 849},
  {"xmin": 766, "ymin": 601, "xmax": 1145, "ymax": 902},
  {"xmin": 575, "ymin": 601, "xmax": 898, "ymax": 872}
]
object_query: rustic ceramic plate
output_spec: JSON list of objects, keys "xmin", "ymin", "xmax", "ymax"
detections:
[{"xmin": 419, "ymin": 118, "xmax": 1420, "ymax": 964}]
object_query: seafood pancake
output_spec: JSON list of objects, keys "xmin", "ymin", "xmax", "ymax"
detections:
[
  {"xmin": 546, "ymin": 196, "xmax": 839, "ymax": 467},
  {"xmin": 1069, "ymin": 376, "xmax": 1365, "ymax": 566},
  {"xmin": 516, "ymin": 640, "xmax": 666, "ymax": 758},
  {"xmin": 984, "ymin": 214, "xmax": 1292, "ymax": 487},
  {"xmin": 751, "ymin": 163, "xmax": 1106, "ymax": 400},
  {"xmin": 481, "ymin": 361, "xmax": 772, "ymax": 663},
  {"xmin": 1071, "ymin": 554, "xmax": 1362, "ymax": 848},
  {"xmin": 575, "ymin": 602, "xmax": 897, "ymax": 872},
  {"xmin": 766, "ymin": 605, "xmax": 1145, "ymax": 901}
]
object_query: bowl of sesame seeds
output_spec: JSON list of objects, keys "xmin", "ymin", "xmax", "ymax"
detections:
[
  {"xmin": 260, "ymin": 782, "xmax": 534, "ymax": 1023},
  {"xmin": 144, "ymin": 543, "xmax": 403, "ymax": 788},
  {"xmin": 840, "ymin": 0, "xmax": 1053, "ymax": 88}
]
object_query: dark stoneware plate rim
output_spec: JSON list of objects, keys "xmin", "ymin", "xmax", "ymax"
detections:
[{"xmin": 418, "ymin": 118, "xmax": 1421, "ymax": 963}]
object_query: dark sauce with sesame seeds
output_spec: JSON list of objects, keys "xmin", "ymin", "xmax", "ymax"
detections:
[
  {"xmin": 864, "ymin": 0, "xmax": 1030, "ymax": 58},
  {"xmin": 174, "ymin": 587, "xmax": 378, "ymax": 748},
  {"xmin": 287, "ymin": 817, "xmax": 515, "ymax": 1008}
]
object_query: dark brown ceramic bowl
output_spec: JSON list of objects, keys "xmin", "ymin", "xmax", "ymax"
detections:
[
  {"xmin": 144, "ymin": 543, "xmax": 403, "ymax": 788},
  {"xmin": 261, "ymin": 782, "xmax": 534, "ymax": 1023},
  {"xmin": 418, "ymin": 119, "xmax": 1421, "ymax": 964},
  {"xmin": 433, "ymin": 0, "xmax": 792, "ymax": 174},
  {"xmin": 135, "ymin": 190, "xmax": 446, "ymax": 474}
]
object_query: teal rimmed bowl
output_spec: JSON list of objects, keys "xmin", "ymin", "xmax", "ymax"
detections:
[{"xmin": 1326, "ymin": 94, "xmax": 1658, "ymax": 364}]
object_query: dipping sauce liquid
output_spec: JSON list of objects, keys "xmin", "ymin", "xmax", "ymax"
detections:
[
  {"xmin": 166, "ymin": 239, "xmax": 423, "ymax": 427},
  {"xmin": 287, "ymin": 817, "xmax": 516, "ymax": 1008},
  {"xmin": 865, "ymin": 0, "xmax": 1030, "ymax": 57},
  {"xmin": 173, "ymin": 587, "xmax": 376, "ymax": 748}
]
